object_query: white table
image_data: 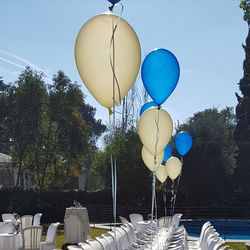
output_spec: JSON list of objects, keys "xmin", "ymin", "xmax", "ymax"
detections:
[
  {"xmin": 0, "ymin": 233, "xmax": 22, "ymax": 250},
  {"xmin": 64, "ymin": 207, "xmax": 89, "ymax": 244}
]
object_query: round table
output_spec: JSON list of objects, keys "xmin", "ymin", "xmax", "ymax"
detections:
[{"xmin": 0, "ymin": 233, "xmax": 22, "ymax": 250}]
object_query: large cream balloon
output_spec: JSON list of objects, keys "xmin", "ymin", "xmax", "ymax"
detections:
[
  {"xmin": 75, "ymin": 13, "xmax": 141, "ymax": 109},
  {"xmin": 141, "ymin": 146, "xmax": 164, "ymax": 172},
  {"xmin": 165, "ymin": 157, "xmax": 182, "ymax": 181},
  {"xmin": 156, "ymin": 165, "xmax": 168, "ymax": 183},
  {"xmin": 138, "ymin": 108, "xmax": 173, "ymax": 155}
]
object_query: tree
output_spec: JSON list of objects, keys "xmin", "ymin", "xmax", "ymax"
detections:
[
  {"xmin": 175, "ymin": 108, "xmax": 236, "ymax": 206},
  {"xmin": 234, "ymin": 0, "xmax": 250, "ymax": 194},
  {"xmin": 0, "ymin": 69, "xmax": 106, "ymax": 190},
  {"xmin": 92, "ymin": 129, "xmax": 152, "ymax": 197}
]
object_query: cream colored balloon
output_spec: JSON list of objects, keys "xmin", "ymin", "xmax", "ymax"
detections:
[
  {"xmin": 75, "ymin": 12, "xmax": 141, "ymax": 109},
  {"xmin": 138, "ymin": 108, "xmax": 173, "ymax": 155},
  {"xmin": 156, "ymin": 165, "xmax": 168, "ymax": 183},
  {"xmin": 165, "ymin": 157, "xmax": 182, "ymax": 181},
  {"xmin": 141, "ymin": 146, "xmax": 164, "ymax": 172}
]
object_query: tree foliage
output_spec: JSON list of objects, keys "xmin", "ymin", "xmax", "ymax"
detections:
[
  {"xmin": 234, "ymin": 0, "xmax": 250, "ymax": 194},
  {"xmin": 0, "ymin": 68, "xmax": 106, "ymax": 190},
  {"xmin": 92, "ymin": 129, "xmax": 152, "ymax": 196},
  {"xmin": 175, "ymin": 108, "xmax": 236, "ymax": 206}
]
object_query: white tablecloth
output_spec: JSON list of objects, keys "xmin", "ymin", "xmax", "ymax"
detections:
[
  {"xmin": 0, "ymin": 233, "xmax": 22, "ymax": 250},
  {"xmin": 64, "ymin": 207, "xmax": 89, "ymax": 244}
]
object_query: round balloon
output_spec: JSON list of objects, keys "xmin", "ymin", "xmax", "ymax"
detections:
[
  {"xmin": 156, "ymin": 165, "xmax": 168, "ymax": 183},
  {"xmin": 162, "ymin": 144, "xmax": 172, "ymax": 164},
  {"xmin": 139, "ymin": 101, "xmax": 157, "ymax": 116},
  {"xmin": 175, "ymin": 131, "xmax": 193, "ymax": 156},
  {"xmin": 141, "ymin": 48, "xmax": 180, "ymax": 105},
  {"xmin": 108, "ymin": 0, "xmax": 121, "ymax": 4},
  {"xmin": 165, "ymin": 157, "xmax": 182, "ymax": 181},
  {"xmin": 138, "ymin": 107, "xmax": 173, "ymax": 155},
  {"xmin": 141, "ymin": 146, "xmax": 164, "ymax": 172},
  {"xmin": 75, "ymin": 13, "xmax": 141, "ymax": 109}
]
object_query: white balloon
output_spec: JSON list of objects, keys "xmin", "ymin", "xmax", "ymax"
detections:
[
  {"xmin": 156, "ymin": 165, "xmax": 168, "ymax": 183},
  {"xmin": 138, "ymin": 108, "xmax": 173, "ymax": 155},
  {"xmin": 141, "ymin": 146, "xmax": 164, "ymax": 172},
  {"xmin": 75, "ymin": 12, "xmax": 141, "ymax": 109},
  {"xmin": 165, "ymin": 157, "xmax": 182, "ymax": 181}
]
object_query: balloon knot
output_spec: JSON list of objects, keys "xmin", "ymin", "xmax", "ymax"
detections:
[
  {"xmin": 109, "ymin": 5, "xmax": 115, "ymax": 11},
  {"xmin": 108, "ymin": 108, "xmax": 113, "ymax": 116},
  {"xmin": 157, "ymin": 105, "xmax": 161, "ymax": 110}
]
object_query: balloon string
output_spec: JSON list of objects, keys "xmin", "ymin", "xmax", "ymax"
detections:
[
  {"xmin": 154, "ymin": 109, "xmax": 160, "ymax": 160},
  {"xmin": 109, "ymin": 4, "xmax": 123, "ymax": 107},
  {"xmin": 151, "ymin": 174, "xmax": 156, "ymax": 228},
  {"xmin": 172, "ymin": 162, "xmax": 183, "ymax": 216}
]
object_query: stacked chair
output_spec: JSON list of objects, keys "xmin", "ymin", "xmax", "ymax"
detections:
[
  {"xmin": 67, "ymin": 214, "xmax": 230, "ymax": 250},
  {"xmin": 187, "ymin": 221, "xmax": 230, "ymax": 250}
]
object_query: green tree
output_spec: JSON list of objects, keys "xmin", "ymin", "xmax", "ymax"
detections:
[
  {"xmin": 92, "ymin": 129, "xmax": 152, "ymax": 196},
  {"xmin": 234, "ymin": 0, "xmax": 250, "ymax": 195},
  {"xmin": 175, "ymin": 108, "xmax": 236, "ymax": 206},
  {"xmin": 0, "ymin": 69, "xmax": 106, "ymax": 190}
]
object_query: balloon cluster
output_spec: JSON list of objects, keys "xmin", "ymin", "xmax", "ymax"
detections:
[
  {"xmin": 74, "ymin": 0, "xmax": 193, "ymax": 186},
  {"xmin": 139, "ymin": 49, "xmax": 192, "ymax": 184}
]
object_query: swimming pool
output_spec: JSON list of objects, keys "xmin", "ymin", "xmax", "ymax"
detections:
[{"xmin": 180, "ymin": 219, "xmax": 250, "ymax": 240}]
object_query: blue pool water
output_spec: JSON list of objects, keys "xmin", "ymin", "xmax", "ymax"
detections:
[{"xmin": 180, "ymin": 219, "xmax": 250, "ymax": 240}]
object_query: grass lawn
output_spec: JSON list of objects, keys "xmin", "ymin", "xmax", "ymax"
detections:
[
  {"xmin": 226, "ymin": 242, "xmax": 248, "ymax": 250},
  {"xmin": 41, "ymin": 225, "xmax": 108, "ymax": 249}
]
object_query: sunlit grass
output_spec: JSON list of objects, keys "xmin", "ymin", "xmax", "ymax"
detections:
[
  {"xmin": 41, "ymin": 224, "xmax": 108, "ymax": 249},
  {"xmin": 226, "ymin": 242, "xmax": 248, "ymax": 250}
]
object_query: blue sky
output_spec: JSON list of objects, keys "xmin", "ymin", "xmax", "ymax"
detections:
[{"xmin": 0, "ymin": 0, "xmax": 247, "ymax": 126}]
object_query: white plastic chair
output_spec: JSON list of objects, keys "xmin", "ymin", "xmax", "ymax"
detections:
[
  {"xmin": 108, "ymin": 230, "xmax": 123, "ymax": 250},
  {"xmin": 119, "ymin": 216, "xmax": 129, "ymax": 224},
  {"xmin": 78, "ymin": 242, "xmax": 94, "ymax": 250},
  {"xmin": 33, "ymin": 213, "xmax": 42, "ymax": 226},
  {"xmin": 20, "ymin": 215, "xmax": 33, "ymax": 230},
  {"xmin": 170, "ymin": 213, "xmax": 182, "ymax": 228},
  {"xmin": 2, "ymin": 213, "xmax": 14, "ymax": 222},
  {"xmin": 86, "ymin": 239, "xmax": 103, "ymax": 250},
  {"xmin": 0, "ymin": 221, "xmax": 14, "ymax": 233},
  {"xmin": 129, "ymin": 213, "xmax": 143, "ymax": 232},
  {"xmin": 102, "ymin": 233, "xmax": 116, "ymax": 250},
  {"xmin": 67, "ymin": 245, "xmax": 83, "ymax": 250},
  {"xmin": 158, "ymin": 216, "xmax": 171, "ymax": 228},
  {"xmin": 96, "ymin": 236, "xmax": 111, "ymax": 250},
  {"xmin": 22, "ymin": 225, "xmax": 43, "ymax": 250},
  {"xmin": 40, "ymin": 222, "xmax": 60, "ymax": 250},
  {"xmin": 116, "ymin": 227, "xmax": 131, "ymax": 249}
]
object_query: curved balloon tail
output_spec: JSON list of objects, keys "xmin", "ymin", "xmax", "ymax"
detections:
[
  {"xmin": 109, "ymin": 3, "xmax": 124, "ymax": 107},
  {"xmin": 154, "ymin": 108, "xmax": 160, "ymax": 157}
]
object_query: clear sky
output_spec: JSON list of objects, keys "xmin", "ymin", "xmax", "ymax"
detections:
[{"xmin": 0, "ymin": 0, "xmax": 247, "ymax": 126}]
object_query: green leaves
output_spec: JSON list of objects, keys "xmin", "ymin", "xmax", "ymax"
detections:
[{"xmin": 0, "ymin": 68, "xmax": 106, "ymax": 190}]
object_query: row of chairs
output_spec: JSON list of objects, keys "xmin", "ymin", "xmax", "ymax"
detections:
[
  {"xmin": 67, "ymin": 213, "xmax": 183, "ymax": 250},
  {"xmin": 188, "ymin": 221, "xmax": 230, "ymax": 250},
  {"xmin": 22, "ymin": 222, "xmax": 60, "ymax": 250},
  {"xmin": 2, "ymin": 213, "xmax": 42, "ymax": 228}
]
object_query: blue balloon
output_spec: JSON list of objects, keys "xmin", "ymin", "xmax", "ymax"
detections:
[
  {"xmin": 140, "ymin": 101, "xmax": 158, "ymax": 116},
  {"xmin": 107, "ymin": 0, "xmax": 121, "ymax": 4},
  {"xmin": 175, "ymin": 131, "xmax": 193, "ymax": 156},
  {"xmin": 162, "ymin": 144, "xmax": 172, "ymax": 164},
  {"xmin": 141, "ymin": 48, "xmax": 180, "ymax": 105}
]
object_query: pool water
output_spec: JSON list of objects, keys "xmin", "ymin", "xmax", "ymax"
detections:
[{"xmin": 180, "ymin": 219, "xmax": 250, "ymax": 240}]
